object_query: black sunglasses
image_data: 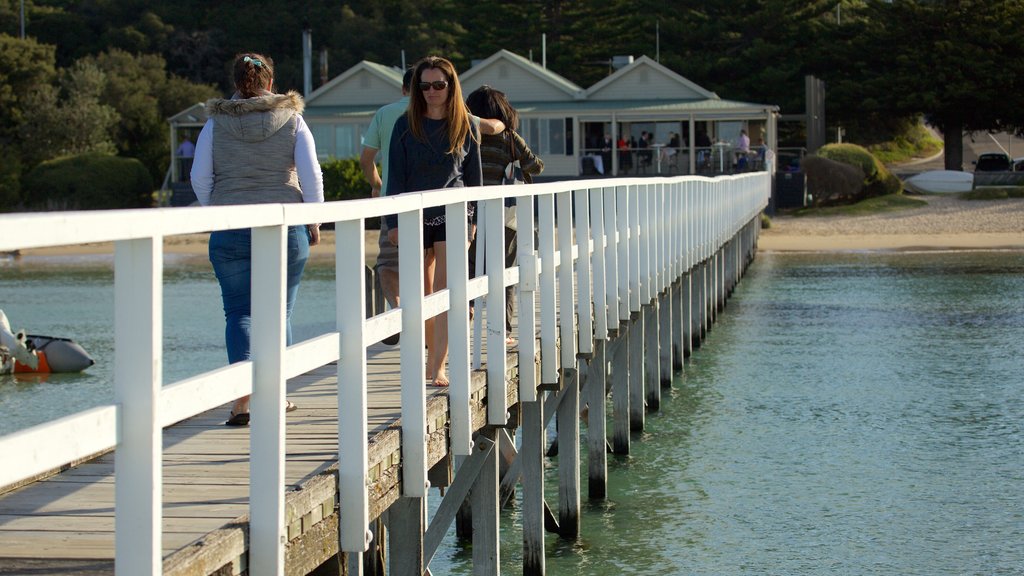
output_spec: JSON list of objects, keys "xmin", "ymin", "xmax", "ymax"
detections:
[{"xmin": 419, "ymin": 80, "xmax": 449, "ymax": 91}]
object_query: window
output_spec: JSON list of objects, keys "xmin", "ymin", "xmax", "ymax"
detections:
[
  {"xmin": 522, "ymin": 117, "xmax": 571, "ymax": 156},
  {"xmin": 309, "ymin": 123, "xmax": 367, "ymax": 159}
]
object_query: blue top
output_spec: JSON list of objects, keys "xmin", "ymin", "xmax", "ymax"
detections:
[{"xmin": 385, "ymin": 114, "xmax": 481, "ymax": 229}]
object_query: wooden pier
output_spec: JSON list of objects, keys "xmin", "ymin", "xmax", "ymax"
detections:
[{"xmin": 0, "ymin": 174, "xmax": 768, "ymax": 575}]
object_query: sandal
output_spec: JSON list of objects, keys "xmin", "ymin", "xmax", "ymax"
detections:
[{"xmin": 225, "ymin": 411, "xmax": 250, "ymax": 426}]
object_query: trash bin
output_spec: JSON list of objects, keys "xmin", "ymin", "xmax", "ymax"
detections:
[{"xmin": 774, "ymin": 171, "xmax": 806, "ymax": 209}]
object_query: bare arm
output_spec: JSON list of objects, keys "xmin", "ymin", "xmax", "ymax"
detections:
[
  {"xmin": 359, "ymin": 146, "xmax": 382, "ymax": 197},
  {"xmin": 477, "ymin": 117, "xmax": 505, "ymax": 136}
]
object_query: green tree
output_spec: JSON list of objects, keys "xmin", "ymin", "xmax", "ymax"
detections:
[
  {"xmin": 828, "ymin": 0, "xmax": 1024, "ymax": 170},
  {"xmin": 85, "ymin": 48, "xmax": 218, "ymax": 183},
  {"xmin": 0, "ymin": 33, "xmax": 56, "ymax": 141},
  {"xmin": 17, "ymin": 61, "xmax": 120, "ymax": 167}
]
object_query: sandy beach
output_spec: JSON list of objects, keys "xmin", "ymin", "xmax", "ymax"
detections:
[
  {"xmin": 760, "ymin": 195, "xmax": 1024, "ymax": 252},
  {"xmin": 11, "ymin": 195, "xmax": 1024, "ymax": 259}
]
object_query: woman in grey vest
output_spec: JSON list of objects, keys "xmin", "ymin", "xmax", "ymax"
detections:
[{"xmin": 192, "ymin": 52, "xmax": 325, "ymax": 426}]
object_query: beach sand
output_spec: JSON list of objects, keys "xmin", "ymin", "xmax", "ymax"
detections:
[
  {"xmin": 12, "ymin": 195, "xmax": 1024, "ymax": 259},
  {"xmin": 759, "ymin": 195, "xmax": 1024, "ymax": 252}
]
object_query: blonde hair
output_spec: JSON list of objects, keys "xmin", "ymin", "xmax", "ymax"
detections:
[{"xmin": 408, "ymin": 56, "xmax": 475, "ymax": 156}]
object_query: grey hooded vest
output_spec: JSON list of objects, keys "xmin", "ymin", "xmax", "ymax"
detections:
[{"xmin": 204, "ymin": 91, "xmax": 305, "ymax": 206}]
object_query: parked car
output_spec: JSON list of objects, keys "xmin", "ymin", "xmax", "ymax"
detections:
[
  {"xmin": 972, "ymin": 152, "xmax": 1011, "ymax": 172},
  {"xmin": 1014, "ymin": 157, "xmax": 1024, "ymax": 172}
]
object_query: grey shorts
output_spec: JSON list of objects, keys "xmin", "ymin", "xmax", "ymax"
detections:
[{"xmin": 375, "ymin": 220, "xmax": 399, "ymax": 271}]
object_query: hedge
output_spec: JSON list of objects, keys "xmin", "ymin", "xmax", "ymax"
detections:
[
  {"xmin": 817, "ymin": 143, "xmax": 902, "ymax": 198},
  {"xmin": 21, "ymin": 152, "xmax": 154, "ymax": 211},
  {"xmin": 803, "ymin": 155, "xmax": 865, "ymax": 206}
]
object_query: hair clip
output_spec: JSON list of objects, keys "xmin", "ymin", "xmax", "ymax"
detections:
[{"xmin": 243, "ymin": 55, "xmax": 263, "ymax": 68}]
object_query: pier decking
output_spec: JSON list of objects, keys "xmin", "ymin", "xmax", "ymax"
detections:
[
  {"xmin": 0, "ymin": 173, "xmax": 769, "ymax": 575},
  {"xmin": 0, "ymin": 345, "xmax": 509, "ymax": 574}
]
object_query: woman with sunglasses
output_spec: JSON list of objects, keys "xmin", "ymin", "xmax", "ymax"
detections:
[{"xmin": 385, "ymin": 56, "xmax": 482, "ymax": 388}]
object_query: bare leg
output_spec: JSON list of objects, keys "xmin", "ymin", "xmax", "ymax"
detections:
[
  {"xmin": 427, "ymin": 241, "xmax": 449, "ymax": 386},
  {"xmin": 424, "ymin": 249, "xmax": 435, "ymax": 352},
  {"xmin": 379, "ymin": 267, "xmax": 400, "ymax": 308}
]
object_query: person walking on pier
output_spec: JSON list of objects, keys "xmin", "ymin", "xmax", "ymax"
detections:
[
  {"xmin": 191, "ymin": 52, "xmax": 325, "ymax": 426},
  {"xmin": 385, "ymin": 56, "xmax": 482, "ymax": 388},
  {"xmin": 465, "ymin": 84, "xmax": 544, "ymax": 344}
]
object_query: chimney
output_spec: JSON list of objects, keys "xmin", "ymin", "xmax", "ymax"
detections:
[
  {"xmin": 611, "ymin": 55, "xmax": 634, "ymax": 70},
  {"xmin": 302, "ymin": 27, "xmax": 312, "ymax": 97}
]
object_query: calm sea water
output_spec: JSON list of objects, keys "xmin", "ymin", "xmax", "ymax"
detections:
[{"xmin": 2, "ymin": 250, "xmax": 1022, "ymax": 575}]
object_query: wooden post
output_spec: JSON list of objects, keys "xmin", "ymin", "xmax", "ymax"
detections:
[
  {"xmin": 586, "ymin": 342, "xmax": 608, "ymax": 498},
  {"xmin": 610, "ymin": 322, "xmax": 630, "ymax": 454},
  {"xmin": 660, "ymin": 285, "xmax": 675, "ymax": 386},
  {"xmin": 388, "ymin": 497, "xmax": 423, "ymax": 576},
  {"xmin": 472, "ymin": 428, "xmax": 500, "ymax": 574},
  {"xmin": 628, "ymin": 313, "xmax": 645, "ymax": 432},
  {"xmin": 521, "ymin": 396, "xmax": 545, "ymax": 575},
  {"xmin": 557, "ymin": 368, "xmax": 580, "ymax": 538},
  {"xmin": 644, "ymin": 301, "xmax": 660, "ymax": 411}
]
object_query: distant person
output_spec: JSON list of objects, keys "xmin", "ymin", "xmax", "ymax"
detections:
[
  {"xmin": 177, "ymin": 135, "xmax": 195, "ymax": 181},
  {"xmin": 638, "ymin": 131, "xmax": 651, "ymax": 171},
  {"xmin": 191, "ymin": 52, "xmax": 324, "ymax": 426},
  {"xmin": 617, "ymin": 135, "xmax": 632, "ymax": 174},
  {"xmin": 361, "ymin": 67, "xmax": 504, "ymax": 346},
  {"xmin": 737, "ymin": 129, "xmax": 751, "ymax": 170},
  {"xmin": 385, "ymin": 56, "xmax": 482, "ymax": 388},
  {"xmin": 465, "ymin": 85, "xmax": 544, "ymax": 343}
]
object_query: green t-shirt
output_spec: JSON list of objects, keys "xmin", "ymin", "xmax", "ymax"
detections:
[{"xmin": 361, "ymin": 96, "xmax": 409, "ymax": 195}]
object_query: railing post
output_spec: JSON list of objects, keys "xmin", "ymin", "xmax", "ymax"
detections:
[
  {"xmin": 337, "ymin": 218, "xmax": 371, "ymax": 553},
  {"xmin": 538, "ymin": 193, "xmax": 557, "ymax": 385},
  {"xmin": 517, "ymin": 197, "xmax": 539, "ymax": 402},
  {"xmin": 557, "ymin": 190, "xmax": 576, "ymax": 370},
  {"xmin": 398, "ymin": 209, "xmax": 428, "ymax": 498},
  {"xmin": 250, "ymin": 223, "xmax": 288, "ymax": 576},
  {"xmin": 114, "ymin": 236, "xmax": 162, "ymax": 575},
  {"xmin": 484, "ymin": 198, "xmax": 508, "ymax": 425},
  {"xmin": 447, "ymin": 202, "xmax": 473, "ymax": 453}
]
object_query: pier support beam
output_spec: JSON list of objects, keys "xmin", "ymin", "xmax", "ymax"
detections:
[
  {"xmin": 586, "ymin": 341, "xmax": 608, "ymax": 499},
  {"xmin": 659, "ymin": 287, "xmax": 674, "ymax": 387},
  {"xmin": 628, "ymin": 314, "xmax": 645, "ymax": 431},
  {"xmin": 610, "ymin": 322, "xmax": 630, "ymax": 454},
  {"xmin": 557, "ymin": 368, "xmax": 580, "ymax": 538},
  {"xmin": 388, "ymin": 497, "xmax": 424, "ymax": 576},
  {"xmin": 644, "ymin": 302, "xmax": 661, "ymax": 411},
  {"xmin": 521, "ymin": 396, "xmax": 545, "ymax": 575}
]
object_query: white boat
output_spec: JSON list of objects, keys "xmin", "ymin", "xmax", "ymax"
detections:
[
  {"xmin": 904, "ymin": 170, "xmax": 974, "ymax": 194},
  {"xmin": 0, "ymin": 309, "xmax": 94, "ymax": 374}
]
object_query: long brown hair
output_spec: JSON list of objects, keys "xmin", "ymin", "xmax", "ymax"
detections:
[
  {"xmin": 408, "ymin": 56, "xmax": 475, "ymax": 156},
  {"xmin": 233, "ymin": 53, "xmax": 274, "ymax": 98}
]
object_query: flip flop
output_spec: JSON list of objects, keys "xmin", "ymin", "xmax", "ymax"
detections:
[
  {"xmin": 285, "ymin": 400, "xmax": 298, "ymax": 412},
  {"xmin": 225, "ymin": 411, "xmax": 250, "ymax": 426}
]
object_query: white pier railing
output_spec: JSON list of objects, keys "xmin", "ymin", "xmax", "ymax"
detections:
[{"xmin": 0, "ymin": 172, "xmax": 769, "ymax": 575}]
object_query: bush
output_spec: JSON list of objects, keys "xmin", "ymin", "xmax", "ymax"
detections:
[
  {"xmin": 21, "ymin": 152, "xmax": 154, "ymax": 210},
  {"xmin": 803, "ymin": 155, "xmax": 865, "ymax": 206},
  {"xmin": 321, "ymin": 157, "xmax": 372, "ymax": 202},
  {"xmin": 817, "ymin": 143, "xmax": 902, "ymax": 199},
  {"xmin": 0, "ymin": 157, "xmax": 23, "ymax": 212}
]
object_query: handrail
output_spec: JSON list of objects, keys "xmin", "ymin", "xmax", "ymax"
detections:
[{"xmin": 0, "ymin": 172, "xmax": 769, "ymax": 575}]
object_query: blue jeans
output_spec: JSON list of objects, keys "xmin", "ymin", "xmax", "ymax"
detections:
[{"xmin": 209, "ymin": 226, "xmax": 310, "ymax": 364}]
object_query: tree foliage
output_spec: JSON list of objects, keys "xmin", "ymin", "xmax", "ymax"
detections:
[{"xmin": 3, "ymin": 0, "xmax": 1024, "ymax": 211}]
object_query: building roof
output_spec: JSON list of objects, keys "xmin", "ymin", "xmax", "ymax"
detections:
[
  {"xmin": 460, "ymin": 49, "xmax": 584, "ymax": 102},
  {"xmin": 585, "ymin": 55, "xmax": 719, "ymax": 101},
  {"xmin": 305, "ymin": 60, "xmax": 404, "ymax": 107}
]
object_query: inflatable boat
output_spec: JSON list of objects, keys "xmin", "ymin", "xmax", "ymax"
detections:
[{"xmin": 0, "ymin": 310, "xmax": 95, "ymax": 374}]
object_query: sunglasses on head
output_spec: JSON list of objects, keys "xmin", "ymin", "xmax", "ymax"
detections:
[{"xmin": 419, "ymin": 80, "xmax": 449, "ymax": 91}]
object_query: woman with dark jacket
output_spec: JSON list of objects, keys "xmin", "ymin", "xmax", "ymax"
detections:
[
  {"xmin": 385, "ymin": 56, "xmax": 482, "ymax": 388},
  {"xmin": 465, "ymin": 85, "xmax": 544, "ymax": 343}
]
